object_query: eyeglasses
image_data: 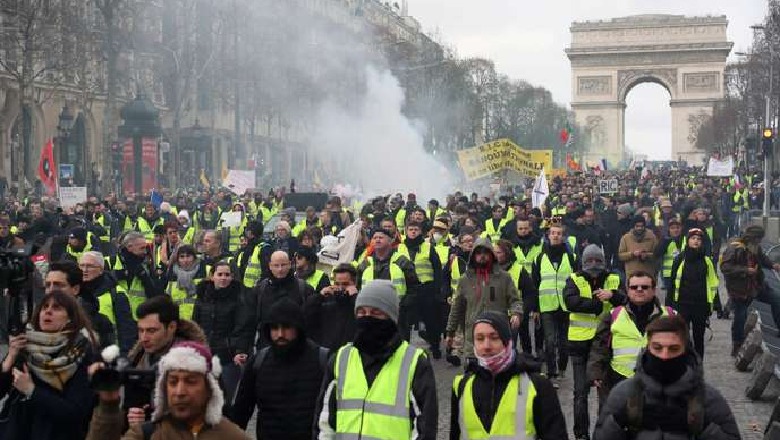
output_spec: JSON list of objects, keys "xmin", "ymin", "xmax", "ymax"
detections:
[{"xmin": 628, "ymin": 284, "xmax": 653, "ymax": 291}]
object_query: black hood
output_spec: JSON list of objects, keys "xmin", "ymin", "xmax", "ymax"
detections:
[{"xmin": 262, "ymin": 297, "xmax": 306, "ymax": 341}]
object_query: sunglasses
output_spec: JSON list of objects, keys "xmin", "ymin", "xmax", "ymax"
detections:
[{"xmin": 628, "ymin": 284, "xmax": 653, "ymax": 291}]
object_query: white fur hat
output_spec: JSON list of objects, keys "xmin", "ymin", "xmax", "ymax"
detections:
[{"xmin": 151, "ymin": 341, "xmax": 224, "ymax": 426}]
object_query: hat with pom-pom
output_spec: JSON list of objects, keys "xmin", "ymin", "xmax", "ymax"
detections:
[{"xmin": 152, "ymin": 341, "xmax": 223, "ymax": 426}]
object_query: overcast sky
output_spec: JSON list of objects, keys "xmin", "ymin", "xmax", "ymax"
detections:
[{"xmin": 409, "ymin": 0, "xmax": 766, "ymax": 159}]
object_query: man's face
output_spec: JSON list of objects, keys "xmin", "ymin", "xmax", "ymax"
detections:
[
  {"xmin": 473, "ymin": 248, "xmax": 492, "ymax": 265},
  {"xmin": 356, "ymin": 305, "xmax": 390, "ymax": 320},
  {"xmin": 669, "ymin": 224, "xmax": 681, "ymax": 237},
  {"xmin": 473, "ymin": 322, "xmax": 504, "ymax": 358},
  {"xmin": 548, "ymin": 226, "xmax": 564, "ymax": 245},
  {"xmin": 166, "ymin": 370, "xmax": 209, "ymax": 425},
  {"xmin": 695, "ymin": 210, "xmax": 707, "ymax": 222},
  {"xmin": 145, "ymin": 205, "xmax": 154, "ymax": 217},
  {"xmin": 202, "ymin": 233, "xmax": 219, "ymax": 254},
  {"xmin": 79, "ymin": 256, "xmax": 104, "ymax": 282},
  {"xmin": 44, "ymin": 270, "xmax": 79, "ymax": 296},
  {"xmin": 459, "ymin": 234, "xmax": 475, "ymax": 253},
  {"xmin": 583, "ymin": 210, "xmax": 595, "ymax": 225},
  {"xmin": 270, "ymin": 323, "xmax": 298, "ymax": 346},
  {"xmin": 627, "ymin": 276, "xmax": 656, "ymax": 305},
  {"xmin": 516, "ymin": 220, "xmax": 531, "ymax": 237},
  {"xmin": 411, "ymin": 211, "xmax": 424, "ymax": 223},
  {"xmin": 492, "ymin": 207, "xmax": 503, "ymax": 219},
  {"xmin": 127, "ymin": 238, "xmax": 148, "ymax": 257},
  {"xmin": 405, "ymin": 226, "xmax": 421, "ymax": 240},
  {"xmin": 166, "ymin": 228, "xmax": 180, "ymax": 245},
  {"xmin": 333, "ymin": 272, "xmax": 355, "ymax": 289},
  {"xmin": 138, "ymin": 314, "xmax": 176, "ymax": 354},
  {"xmin": 372, "ymin": 233, "xmax": 390, "ymax": 252},
  {"xmin": 269, "ymin": 252, "xmax": 291, "ymax": 279},
  {"xmin": 31, "ymin": 204, "xmax": 42, "ymax": 219},
  {"xmin": 0, "ymin": 223, "xmax": 8, "ymax": 237},
  {"xmin": 648, "ymin": 332, "xmax": 686, "ymax": 360},
  {"xmin": 380, "ymin": 220, "xmax": 396, "ymax": 235},
  {"xmin": 633, "ymin": 222, "xmax": 646, "ymax": 235}
]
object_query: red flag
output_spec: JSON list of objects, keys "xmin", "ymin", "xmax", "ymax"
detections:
[
  {"xmin": 38, "ymin": 139, "xmax": 56, "ymax": 195},
  {"xmin": 559, "ymin": 127, "xmax": 570, "ymax": 144},
  {"xmin": 566, "ymin": 153, "xmax": 581, "ymax": 171}
]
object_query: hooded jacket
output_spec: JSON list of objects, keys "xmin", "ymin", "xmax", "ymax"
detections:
[
  {"xmin": 449, "ymin": 354, "xmax": 568, "ymax": 440},
  {"xmin": 446, "ymin": 238, "xmax": 523, "ymax": 356},
  {"xmin": 593, "ymin": 350, "xmax": 740, "ymax": 440},
  {"xmin": 245, "ymin": 271, "xmax": 315, "ymax": 349},
  {"xmin": 192, "ymin": 279, "xmax": 251, "ymax": 361},
  {"xmin": 231, "ymin": 299, "xmax": 325, "ymax": 440}
]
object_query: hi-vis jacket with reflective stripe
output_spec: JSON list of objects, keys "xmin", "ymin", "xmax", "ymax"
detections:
[
  {"xmin": 609, "ymin": 305, "xmax": 672, "ymax": 378},
  {"xmin": 397, "ymin": 241, "xmax": 436, "ymax": 284},
  {"xmin": 661, "ymin": 237, "xmax": 684, "ymax": 278},
  {"xmin": 333, "ymin": 342, "xmax": 422, "ymax": 439},
  {"xmin": 453, "ymin": 373, "xmax": 536, "ymax": 439},
  {"xmin": 535, "ymin": 252, "xmax": 574, "ymax": 313},
  {"xmin": 567, "ymin": 273, "xmax": 621, "ymax": 342}
]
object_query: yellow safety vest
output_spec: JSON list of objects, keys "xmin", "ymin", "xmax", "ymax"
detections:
[
  {"xmin": 450, "ymin": 258, "xmax": 463, "ymax": 293},
  {"xmin": 395, "ymin": 209, "xmax": 407, "ymax": 228},
  {"xmin": 137, "ymin": 217, "xmax": 162, "ymax": 242},
  {"xmin": 454, "ymin": 373, "xmax": 536, "ymax": 440},
  {"xmin": 334, "ymin": 342, "xmax": 422, "ymax": 440},
  {"xmin": 66, "ymin": 231, "xmax": 96, "ymax": 261},
  {"xmin": 662, "ymin": 239, "xmax": 683, "ymax": 278},
  {"xmin": 397, "ymin": 242, "xmax": 434, "ymax": 283},
  {"xmin": 514, "ymin": 242, "xmax": 542, "ymax": 274},
  {"xmin": 94, "ymin": 215, "xmax": 110, "ymax": 242},
  {"xmin": 568, "ymin": 273, "xmax": 620, "ymax": 341},
  {"xmin": 537, "ymin": 253, "xmax": 572, "ymax": 313},
  {"xmin": 166, "ymin": 265, "xmax": 204, "ymax": 320},
  {"xmin": 107, "ymin": 256, "xmax": 147, "ymax": 319},
  {"xmin": 180, "ymin": 227, "xmax": 195, "ymax": 245},
  {"xmin": 673, "ymin": 257, "xmax": 719, "ymax": 311},
  {"xmin": 610, "ymin": 305, "xmax": 671, "ymax": 378},
  {"xmin": 241, "ymin": 243, "xmax": 267, "ymax": 288},
  {"xmin": 483, "ymin": 218, "xmax": 508, "ymax": 242},
  {"xmin": 361, "ymin": 254, "xmax": 407, "ymax": 296},
  {"xmin": 305, "ymin": 269, "xmax": 326, "ymax": 290}
]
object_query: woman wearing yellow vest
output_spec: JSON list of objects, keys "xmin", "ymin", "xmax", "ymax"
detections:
[
  {"xmin": 668, "ymin": 228, "xmax": 719, "ymax": 359},
  {"xmin": 165, "ymin": 244, "xmax": 206, "ymax": 320},
  {"xmin": 450, "ymin": 311, "xmax": 568, "ymax": 440}
]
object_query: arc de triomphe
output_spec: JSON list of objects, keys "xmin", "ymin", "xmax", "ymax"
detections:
[{"xmin": 566, "ymin": 15, "xmax": 733, "ymax": 166}]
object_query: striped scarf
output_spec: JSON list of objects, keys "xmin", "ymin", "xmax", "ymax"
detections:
[{"xmin": 24, "ymin": 327, "xmax": 89, "ymax": 391}]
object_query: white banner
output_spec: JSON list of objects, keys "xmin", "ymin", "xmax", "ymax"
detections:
[
  {"xmin": 318, "ymin": 221, "xmax": 361, "ymax": 266},
  {"xmin": 219, "ymin": 211, "xmax": 243, "ymax": 228},
  {"xmin": 222, "ymin": 169, "xmax": 256, "ymax": 195},
  {"xmin": 532, "ymin": 168, "xmax": 549, "ymax": 210},
  {"xmin": 706, "ymin": 157, "xmax": 734, "ymax": 177},
  {"xmin": 59, "ymin": 186, "xmax": 87, "ymax": 209}
]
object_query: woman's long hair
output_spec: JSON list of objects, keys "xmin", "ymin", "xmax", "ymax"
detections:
[{"xmin": 30, "ymin": 291, "xmax": 97, "ymax": 348}]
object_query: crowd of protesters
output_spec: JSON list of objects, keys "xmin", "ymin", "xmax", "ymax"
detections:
[{"xmin": 0, "ymin": 164, "xmax": 769, "ymax": 439}]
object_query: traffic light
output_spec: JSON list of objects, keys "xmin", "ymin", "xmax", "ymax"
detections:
[{"xmin": 762, "ymin": 128, "xmax": 774, "ymax": 157}]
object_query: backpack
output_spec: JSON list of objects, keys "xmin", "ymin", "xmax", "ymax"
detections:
[{"xmin": 625, "ymin": 377, "xmax": 705, "ymax": 436}]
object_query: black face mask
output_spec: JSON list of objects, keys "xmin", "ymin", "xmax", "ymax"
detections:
[
  {"xmin": 642, "ymin": 351, "xmax": 688, "ymax": 385},
  {"xmin": 353, "ymin": 317, "xmax": 397, "ymax": 355}
]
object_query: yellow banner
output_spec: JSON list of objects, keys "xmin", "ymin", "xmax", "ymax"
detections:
[{"xmin": 457, "ymin": 139, "xmax": 554, "ymax": 180}]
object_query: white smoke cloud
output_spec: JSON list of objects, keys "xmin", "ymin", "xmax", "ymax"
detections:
[{"xmin": 312, "ymin": 67, "xmax": 455, "ymax": 201}]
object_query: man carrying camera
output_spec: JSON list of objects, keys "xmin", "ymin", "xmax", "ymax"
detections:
[{"xmin": 304, "ymin": 263, "xmax": 359, "ymax": 350}]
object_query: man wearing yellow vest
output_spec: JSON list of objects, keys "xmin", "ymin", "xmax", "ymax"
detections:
[
  {"xmin": 482, "ymin": 205, "xmax": 508, "ymax": 243},
  {"xmin": 587, "ymin": 271, "xmax": 674, "ymax": 405},
  {"xmin": 356, "ymin": 228, "xmax": 419, "ymax": 340},
  {"xmin": 564, "ymin": 245, "xmax": 626, "ymax": 440},
  {"xmin": 314, "ymin": 279, "xmax": 438, "ymax": 439},
  {"xmin": 64, "ymin": 226, "xmax": 99, "ymax": 263},
  {"xmin": 294, "ymin": 245, "xmax": 330, "ymax": 292},
  {"xmin": 109, "ymin": 231, "xmax": 165, "ymax": 318},
  {"xmin": 654, "ymin": 217, "xmax": 684, "ymax": 293},
  {"xmin": 398, "ymin": 221, "xmax": 443, "ymax": 358},
  {"xmin": 79, "ymin": 251, "xmax": 137, "ymax": 355},
  {"xmin": 511, "ymin": 217, "xmax": 544, "ymax": 355},
  {"xmin": 531, "ymin": 222, "xmax": 577, "ymax": 386},
  {"xmin": 450, "ymin": 311, "xmax": 568, "ymax": 440},
  {"xmin": 136, "ymin": 202, "xmax": 163, "ymax": 242}
]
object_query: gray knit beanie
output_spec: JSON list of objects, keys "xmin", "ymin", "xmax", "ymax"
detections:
[
  {"xmin": 582, "ymin": 244, "xmax": 604, "ymax": 263},
  {"xmin": 355, "ymin": 280, "xmax": 400, "ymax": 323}
]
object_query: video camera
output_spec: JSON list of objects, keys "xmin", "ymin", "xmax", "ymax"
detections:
[
  {"xmin": 0, "ymin": 245, "xmax": 35, "ymax": 336},
  {"xmin": 91, "ymin": 354, "xmax": 157, "ymax": 411}
]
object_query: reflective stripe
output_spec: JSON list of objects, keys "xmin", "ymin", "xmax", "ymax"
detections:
[
  {"xmin": 569, "ymin": 319, "xmax": 598, "ymax": 329},
  {"xmin": 458, "ymin": 373, "xmax": 536, "ymax": 439},
  {"xmin": 612, "ymin": 347, "xmax": 642, "ymax": 357}
]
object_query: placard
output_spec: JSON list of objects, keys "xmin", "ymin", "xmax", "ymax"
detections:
[{"xmin": 59, "ymin": 186, "xmax": 87, "ymax": 208}]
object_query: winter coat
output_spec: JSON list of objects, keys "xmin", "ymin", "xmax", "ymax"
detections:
[
  {"xmin": 446, "ymin": 238, "xmax": 523, "ymax": 356},
  {"xmin": 81, "ymin": 272, "xmax": 137, "ymax": 355},
  {"xmin": 593, "ymin": 351, "xmax": 740, "ymax": 440},
  {"xmin": 668, "ymin": 249, "xmax": 710, "ymax": 314},
  {"xmin": 192, "ymin": 280, "xmax": 252, "ymax": 361},
  {"xmin": 563, "ymin": 270, "xmax": 627, "ymax": 357},
  {"xmin": 313, "ymin": 334, "xmax": 439, "ymax": 440},
  {"xmin": 618, "ymin": 230, "xmax": 659, "ymax": 276},
  {"xmin": 0, "ymin": 345, "xmax": 95, "ymax": 440},
  {"xmin": 86, "ymin": 400, "xmax": 249, "ymax": 440},
  {"xmin": 304, "ymin": 288, "xmax": 357, "ymax": 350},
  {"xmin": 720, "ymin": 239, "xmax": 773, "ymax": 301},
  {"xmin": 231, "ymin": 299, "xmax": 326, "ymax": 440},
  {"xmin": 449, "ymin": 354, "xmax": 568, "ymax": 440}
]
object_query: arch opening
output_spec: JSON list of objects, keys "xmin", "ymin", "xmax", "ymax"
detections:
[{"xmin": 625, "ymin": 82, "xmax": 672, "ymax": 160}]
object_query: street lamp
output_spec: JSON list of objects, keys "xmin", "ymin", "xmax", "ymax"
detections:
[
  {"xmin": 57, "ymin": 104, "xmax": 74, "ymax": 187},
  {"xmin": 747, "ymin": 25, "xmax": 774, "ymax": 226}
]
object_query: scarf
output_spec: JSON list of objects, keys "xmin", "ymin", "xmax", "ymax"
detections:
[
  {"xmin": 173, "ymin": 260, "xmax": 201, "ymax": 297},
  {"xmin": 475, "ymin": 266, "xmax": 491, "ymax": 304},
  {"xmin": 476, "ymin": 341, "xmax": 516, "ymax": 375},
  {"xmin": 24, "ymin": 326, "xmax": 89, "ymax": 391}
]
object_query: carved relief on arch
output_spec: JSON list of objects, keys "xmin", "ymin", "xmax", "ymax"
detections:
[{"xmin": 617, "ymin": 68, "xmax": 677, "ymax": 101}]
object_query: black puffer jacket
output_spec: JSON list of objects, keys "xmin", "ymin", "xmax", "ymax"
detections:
[
  {"xmin": 594, "ymin": 351, "xmax": 740, "ymax": 440},
  {"xmin": 192, "ymin": 280, "xmax": 251, "ymax": 360},
  {"xmin": 449, "ymin": 353, "xmax": 568, "ymax": 440},
  {"xmin": 231, "ymin": 298, "xmax": 326, "ymax": 440}
]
